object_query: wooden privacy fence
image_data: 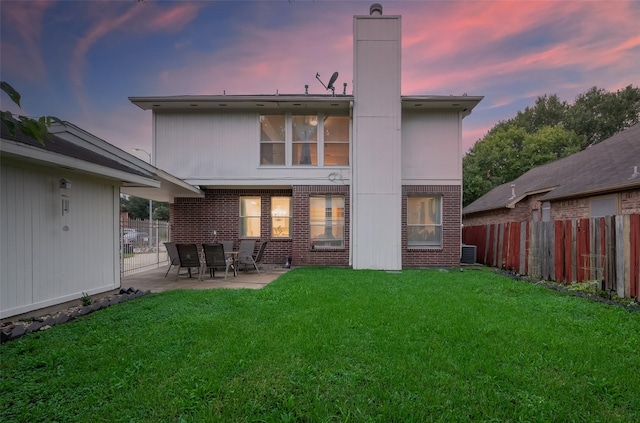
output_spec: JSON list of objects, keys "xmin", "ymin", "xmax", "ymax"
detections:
[{"xmin": 463, "ymin": 214, "xmax": 640, "ymax": 301}]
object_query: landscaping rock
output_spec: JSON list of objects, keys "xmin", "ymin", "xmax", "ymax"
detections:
[
  {"xmin": 27, "ymin": 321, "xmax": 45, "ymax": 333},
  {"xmin": 0, "ymin": 287, "xmax": 151, "ymax": 343},
  {"xmin": 78, "ymin": 306, "xmax": 93, "ymax": 316},
  {"xmin": 9, "ymin": 325, "xmax": 27, "ymax": 340},
  {"xmin": 55, "ymin": 314, "xmax": 70, "ymax": 325}
]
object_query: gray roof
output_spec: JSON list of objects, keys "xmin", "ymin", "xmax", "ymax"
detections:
[
  {"xmin": 1, "ymin": 125, "xmax": 150, "ymax": 178},
  {"xmin": 463, "ymin": 123, "xmax": 640, "ymax": 215}
]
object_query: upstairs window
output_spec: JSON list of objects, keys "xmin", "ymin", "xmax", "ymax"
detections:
[
  {"xmin": 323, "ymin": 116, "xmax": 349, "ymax": 166},
  {"xmin": 260, "ymin": 115, "xmax": 285, "ymax": 165},
  {"xmin": 292, "ymin": 115, "xmax": 318, "ymax": 166},
  {"xmin": 271, "ymin": 197, "xmax": 292, "ymax": 238},
  {"xmin": 407, "ymin": 196, "xmax": 442, "ymax": 248},
  {"xmin": 240, "ymin": 197, "xmax": 261, "ymax": 238},
  {"xmin": 259, "ymin": 113, "xmax": 349, "ymax": 167}
]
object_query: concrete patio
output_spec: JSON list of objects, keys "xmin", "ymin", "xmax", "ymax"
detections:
[
  {"xmin": 2, "ymin": 264, "xmax": 291, "ymax": 324},
  {"xmin": 123, "ymin": 263, "xmax": 291, "ymax": 292}
]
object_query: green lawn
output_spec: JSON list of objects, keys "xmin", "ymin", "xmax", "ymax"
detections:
[{"xmin": 2, "ymin": 268, "xmax": 639, "ymax": 422}]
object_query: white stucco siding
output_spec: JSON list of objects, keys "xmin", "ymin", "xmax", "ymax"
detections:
[
  {"xmin": 401, "ymin": 111, "xmax": 462, "ymax": 184},
  {"xmin": 155, "ymin": 112, "xmax": 257, "ymax": 178},
  {"xmin": 154, "ymin": 111, "xmax": 351, "ymax": 186},
  {"xmin": 1, "ymin": 161, "xmax": 119, "ymax": 318}
]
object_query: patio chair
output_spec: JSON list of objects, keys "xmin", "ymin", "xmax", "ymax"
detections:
[
  {"xmin": 238, "ymin": 240, "xmax": 267, "ymax": 273},
  {"xmin": 163, "ymin": 242, "xmax": 180, "ymax": 277},
  {"xmin": 219, "ymin": 240, "xmax": 234, "ymax": 255},
  {"xmin": 175, "ymin": 243, "xmax": 202, "ymax": 280},
  {"xmin": 202, "ymin": 243, "xmax": 236, "ymax": 279}
]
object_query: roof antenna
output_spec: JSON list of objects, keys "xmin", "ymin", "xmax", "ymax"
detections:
[{"xmin": 316, "ymin": 72, "xmax": 339, "ymax": 97}]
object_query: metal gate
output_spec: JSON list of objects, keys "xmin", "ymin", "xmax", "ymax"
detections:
[{"xmin": 120, "ymin": 218, "xmax": 171, "ymax": 276}]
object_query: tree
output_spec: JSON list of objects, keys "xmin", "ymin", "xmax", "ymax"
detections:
[
  {"xmin": 120, "ymin": 195, "xmax": 169, "ymax": 221},
  {"xmin": 153, "ymin": 204, "xmax": 169, "ymax": 221},
  {"xmin": 566, "ymin": 85, "xmax": 640, "ymax": 147},
  {"xmin": 463, "ymin": 85, "xmax": 640, "ymax": 206},
  {"xmin": 1, "ymin": 81, "xmax": 61, "ymax": 143}
]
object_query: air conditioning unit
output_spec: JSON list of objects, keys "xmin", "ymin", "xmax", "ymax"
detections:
[{"xmin": 461, "ymin": 244, "xmax": 477, "ymax": 264}]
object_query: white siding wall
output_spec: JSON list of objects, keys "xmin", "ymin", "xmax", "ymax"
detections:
[
  {"xmin": 401, "ymin": 111, "xmax": 462, "ymax": 185},
  {"xmin": 154, "ymin": 112, "xmax": 350, "ymax": 186},
  {"xmin": 1, "ymin": 161, "xmax": 119, "ymax": 318},
  {"xmin": 352, "ymin": 15, "xmax": 402, "ymax": 270}
]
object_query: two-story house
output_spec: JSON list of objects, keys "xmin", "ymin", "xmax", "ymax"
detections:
[{"xmin": 130, "ymin": 4, "xmax": 482, "ymax": 270}]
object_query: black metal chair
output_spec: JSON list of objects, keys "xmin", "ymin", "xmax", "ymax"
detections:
[
  {"xmin": 202, "ymin": 243, "xmax": 236, "ymax": 279},
  {"xmin": 163, "ymin": 242, "xmax": 180, "ymax": 277},
  {"xmin": 175, "ymin": 243, "xmax": 201, "ymax": 280}
]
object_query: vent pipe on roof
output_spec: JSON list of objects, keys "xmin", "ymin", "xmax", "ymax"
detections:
[
  {"xmin": 630, "ymin": 165, "xmax": 640, "ymax": 180},
  {"xmin": 370, "ymin": 3, "xmax": 383, "ymax": 15},
  {"xmin": 509, "ymin": 184, "xmax": 516, "ymax": 200}
]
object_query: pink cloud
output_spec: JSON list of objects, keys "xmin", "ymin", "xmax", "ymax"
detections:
[
  {"xmin": 142, "ymin": 3, "xmax": 201, "ymax": 32},
  {"xmin": 0, "ymin": 1, "xmax": 52, "ymax": 85},
  {"xmin": 400, "ymin": 1, "xmax": 639, "ymax": 95},
  {"xmin": 152, "ymin": 10, "xmax": 356, "ymax": 96}
]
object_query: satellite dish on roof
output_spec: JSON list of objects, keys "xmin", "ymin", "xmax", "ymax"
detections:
[
  {"xmin": 316, "ymin": 71, "xmax": 340, "ymax": 96},
  {"xmin": 327, "ymin": 72, "xmax": 339, "ymax": 91}
]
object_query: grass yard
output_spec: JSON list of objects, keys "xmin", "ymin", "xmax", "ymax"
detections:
[{"xmin": 1, "ymin": 267, "xmax": 639, "ymax": 422}]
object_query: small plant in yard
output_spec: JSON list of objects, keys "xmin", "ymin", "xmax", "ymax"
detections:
[
  {"xmin": 80, "ymin": 292, "xmax": 92, "ymax": 306},
  {"xmin": 567, "ymin": 279, "xmax": 599, "ymax": 294}
]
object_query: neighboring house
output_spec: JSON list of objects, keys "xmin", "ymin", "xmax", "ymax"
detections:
[
  {"xmin": 0, "ymin": 122, "xmax": 202, "ymax": 318},
  {"xmin": 463, "ymin": 123, "xmax": 640, "ymax": 226},
  {"xmin": 129, "ymin": 5, "xmax": 483, "ymax": 270}
]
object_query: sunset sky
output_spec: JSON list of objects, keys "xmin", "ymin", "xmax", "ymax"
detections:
[{"xmin": 2, "ymin": 0, "xmax": 639, "ymax": 159}]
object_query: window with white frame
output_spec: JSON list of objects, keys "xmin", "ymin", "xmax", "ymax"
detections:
[
  {"xmin": 260, "ymin": 115, "xmax": 286, "ymax": 165},
  {"xmin": 292, "ymin": 115, "xmax": 318, "ymax": 166},
  {"xmin": 407, "ymin": 196, "xmax": 442, "ymax": 247},
  {"xmin": 259, "ymin": 113, "xmax": 349, "ymax": 167},
  {"xmin": 323, "ymin": 116, "xmax": 349, "ymax": 166},
  {"xmin": 310, "ymin": 195, "xmax": 344, "ymax": 249},
  {"xmin": 271, "ymin": 197, "xmax": 292, "ymax": 238},
  {"xmin": 240, "ymin": 197, "xmax": 261, "ymax": 238}
]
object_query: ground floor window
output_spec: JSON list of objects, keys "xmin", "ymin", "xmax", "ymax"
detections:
[
  {"xmin": 407, "ymin": 195, "xmax": 442, "ymax": 247},
  {"xmin": 271, "ymin": 197, "xmax": 292, "ymax": 238},
  {"xmin": 310, "ymin": 195, "xmax": 344, "ymax": 248},
  {"xmin": 590, "ymin": 196, "xmax": 617, "ymax": 217},
  {"xmin": 240, "ymin": 196, "xmax": 261, "ymax": 238}
]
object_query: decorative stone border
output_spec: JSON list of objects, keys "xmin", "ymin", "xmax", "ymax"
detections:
[{"xmin": 0, "ymin": 287, "xmax": 150, "ymax": 344}]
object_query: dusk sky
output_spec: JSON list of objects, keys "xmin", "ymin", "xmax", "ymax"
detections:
[{"xmin": 2, "ymin": 0, "xmax": 639, "ymax": 161}]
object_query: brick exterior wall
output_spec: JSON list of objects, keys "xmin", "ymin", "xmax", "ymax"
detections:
[
  {"xmin": 621, "ymin": 189, "xmax": 640, "ymax": 214},
  {"xmin": 169, "ymin": 186, "xmax": 351, "ymax": 267},
  {"xmin": 402, "ymin": 185, "xmax": 462, "ymax": 267},
  {"xmin": 550, "ymin": 198, "xmax": 591, "ymax": 220},
  {"xmin": 170, "ymin": 184, "xmax": 465, "ymax": 268},
  {"xmin": 170, "ymin": 188, "xmax": 293, "ymax": 265},
  {"xmin": 463, "ymin": 188, "xmax": 640, "ymax": 224}
]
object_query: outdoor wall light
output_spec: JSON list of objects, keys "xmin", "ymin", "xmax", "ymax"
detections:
[{"xmin": 59, "ymin": 178, "xmax": 72, "ymax": 189}]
